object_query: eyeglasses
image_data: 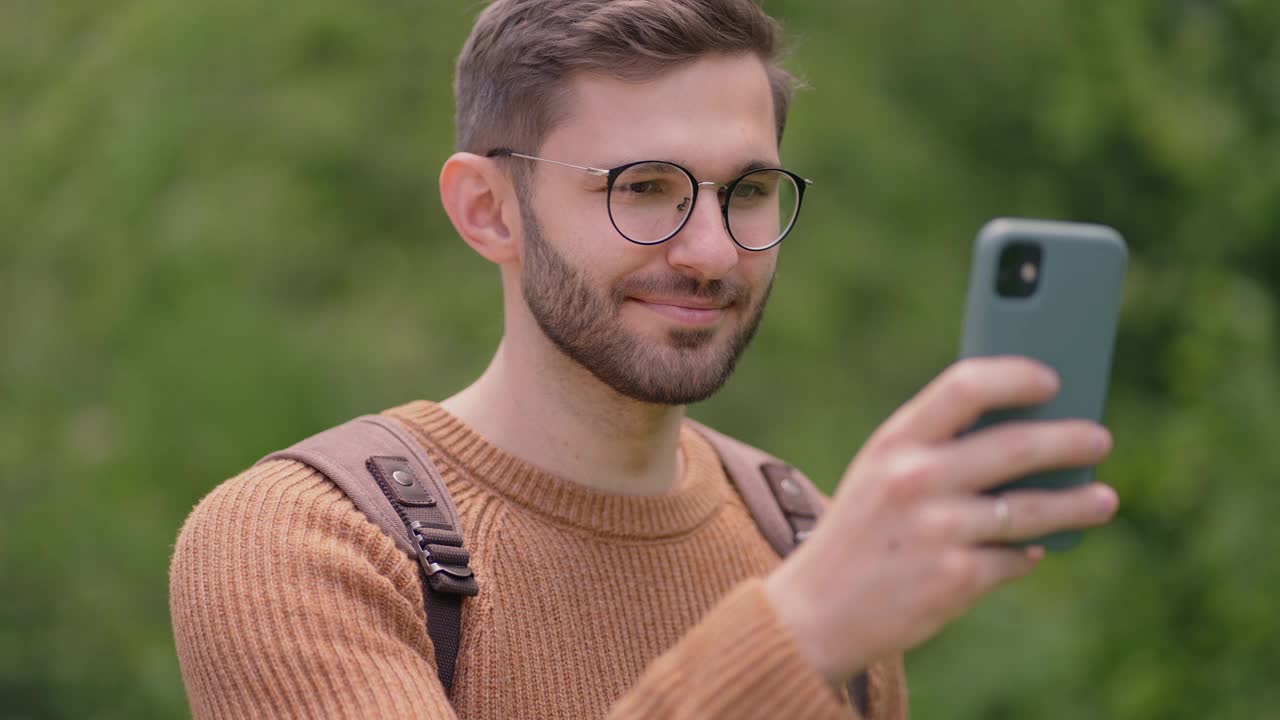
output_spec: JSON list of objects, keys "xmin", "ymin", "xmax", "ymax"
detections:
[{"xmin": 486, "ymin": 149, "xmax": 812, "ymax": 252}]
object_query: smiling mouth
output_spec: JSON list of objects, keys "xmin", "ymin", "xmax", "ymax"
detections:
[{"xmin": 629, "ymin": 297, "xmax": 730, "ymax": 326}]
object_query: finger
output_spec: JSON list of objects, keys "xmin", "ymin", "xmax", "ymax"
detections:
[
  {"xmin": 951, "ymin": 483, "xmax": 1120, "ymax": 543},
  {"xmin": 874, "ymin": 357, "xmax": 1059, "ymax": 447},
  {"xmin": 969, "ymin": 544, "xmax": 1043, "ymax": 596},
  {"xmin": 940, "ymin": 418, "xmax": 1112, "ymax": 493}
]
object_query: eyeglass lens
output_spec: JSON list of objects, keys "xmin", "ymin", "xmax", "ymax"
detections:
[{"xmin": 608, "ymin": 162, "xmax": 800, "ymax": 249}]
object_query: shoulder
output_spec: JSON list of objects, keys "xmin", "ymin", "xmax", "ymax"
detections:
[
  {"xmin": 170, "ymin": 458, "xmax": 419, "ymax": 607},
  {"xmin": 169, "ymin": 460, "xmax": 444, "ymax": 717},
  {"xmin": 174, "ymin": 459, "xmax": 357, "ymax": 551}
]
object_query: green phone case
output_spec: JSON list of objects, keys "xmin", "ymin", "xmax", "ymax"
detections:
[{"xmin": 959, "ymin": 218, "xmax": 1127, "ymax": 551}]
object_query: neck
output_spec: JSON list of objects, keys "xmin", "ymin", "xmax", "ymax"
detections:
[{"xmin": 441, "ymin": 337, "xmax": 687, "ymax": 497}]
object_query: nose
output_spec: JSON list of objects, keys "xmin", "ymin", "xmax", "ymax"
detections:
[{"xmin": 664, "ymin": 184, "xmax": 739, "ymax": 282}]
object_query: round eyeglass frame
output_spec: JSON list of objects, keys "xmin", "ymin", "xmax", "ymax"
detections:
[{"xmin": 486, "ymin": 149, "xmax": 812, "ymax": 252}]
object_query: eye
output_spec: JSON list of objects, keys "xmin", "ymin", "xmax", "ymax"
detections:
[
  {"xmin": 732, "ymin": 182, "xmax": 769, "ymax": 200},
  {"xmin": 617, "ymin": 179, "xmax": 667, "ymax": 195}
]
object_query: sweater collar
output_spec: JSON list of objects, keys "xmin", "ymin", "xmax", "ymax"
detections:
[{"xmin": 387, "ymin": 400, "xmax": 731, "ymax": 539}]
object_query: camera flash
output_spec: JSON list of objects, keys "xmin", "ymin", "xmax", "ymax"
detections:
[{"xmin": 1020, "ymin": 261, "xmax": 1038, "ymax": 285}]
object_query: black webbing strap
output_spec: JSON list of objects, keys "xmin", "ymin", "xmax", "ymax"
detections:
[
  {"xmin": 848, "ymin": 672, "xmax": 871, "ymax": 716},
  {"xmin": 365, "ymin": 454, "xmax": 479, "ymax": 696},
  {"xmin": 259, "ymin": 415, "xmax": 478, "ymax": 698}
]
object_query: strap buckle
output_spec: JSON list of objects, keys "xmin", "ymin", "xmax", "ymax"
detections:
[{"xmin": 408, "ymin": 521, "xmax": 474, "ymax": 579}]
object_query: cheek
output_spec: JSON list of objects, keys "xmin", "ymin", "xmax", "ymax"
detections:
[
  {"xmin": 542, "ymin": 211, "xmax": 664, "ymax": 283},
  {"xmin": 739, "ymin": 251, "xmax": 778, "ymax": 291},
  {"xmin": 533, "ymin": 183, "xmax": 617, "ymax": 253},
  {"xmin": 535, "ymin": 215, "xmax": 648, "ymax": 295}
]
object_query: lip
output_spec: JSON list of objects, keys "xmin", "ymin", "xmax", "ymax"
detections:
[{"xmin": 628, "ymin": 297, "xmax": 729, "ymax": 326}]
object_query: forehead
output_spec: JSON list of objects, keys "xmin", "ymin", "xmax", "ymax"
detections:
[{"xmin": 541, "ymin": 53, "xmax": 780, "ymax": 174}]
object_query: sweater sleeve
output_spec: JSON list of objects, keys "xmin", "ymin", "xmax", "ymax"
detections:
[
  {"xmin": 606, "ymin": 577, "xmax": 860, "ymax": 720},
  {"xmin": 169, "ymin": 460, "xmax": 458, "ymax": 720}
]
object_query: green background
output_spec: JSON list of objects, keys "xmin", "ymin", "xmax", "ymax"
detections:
[{"xmin": 3, "ymin": 1, "xmax": 1278, "ymax": 717}]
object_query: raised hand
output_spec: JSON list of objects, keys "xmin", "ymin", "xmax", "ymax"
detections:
[{"xmin": 765, "ymin": 356, "xmax": 1119, "ymax": 686}]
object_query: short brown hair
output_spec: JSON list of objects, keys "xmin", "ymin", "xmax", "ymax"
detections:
[{"xmin": 454, "ymin": 0, "xmax": 798, "ymax": 156}]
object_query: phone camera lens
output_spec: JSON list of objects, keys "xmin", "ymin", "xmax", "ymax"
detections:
[
  {"xmin": 1019, "ymin": 260, "xmax": 1038, "ymax": 284},
  {"xmin": 996, "ymin": 241, "xmax": 1042, "ymax": 298}
]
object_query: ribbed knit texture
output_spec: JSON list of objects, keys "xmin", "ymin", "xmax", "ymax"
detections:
[{"xmin": 170, "ymin": 401, "xmax": 908, "ymax": 719}]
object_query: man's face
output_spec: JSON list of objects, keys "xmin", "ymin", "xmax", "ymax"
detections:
[{"xmin": 517, "ymin": 53, "xmax": 783, "ymax": 405}]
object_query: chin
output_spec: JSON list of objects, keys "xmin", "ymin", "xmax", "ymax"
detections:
[{"xmin": 665, "ymin": 326, "xmax": 720, "ymax": 351}]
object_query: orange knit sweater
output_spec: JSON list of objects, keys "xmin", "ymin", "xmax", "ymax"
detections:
[{"xmin": 170, "ymin": 401, "xmax": 908, "ymax": 719}]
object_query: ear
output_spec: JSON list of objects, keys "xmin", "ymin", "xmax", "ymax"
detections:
[{"xmin": 439, "ymin": 152, "xmax": 521, "ymax": 265}]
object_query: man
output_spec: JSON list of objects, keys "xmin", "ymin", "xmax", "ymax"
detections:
[{"xmin": 170, "ymin": 1, "xmax": 1119, "ymax": 718}]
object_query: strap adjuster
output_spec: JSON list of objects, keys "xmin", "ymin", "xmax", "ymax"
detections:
[{"xmin": 408, "ymin": 521, "xmax": 474, "ymax": 579}]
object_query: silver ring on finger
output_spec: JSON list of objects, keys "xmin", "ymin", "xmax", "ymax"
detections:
[{"xmin": 993, "ymin": 495, "xmax": 1012, "ymax": 542}]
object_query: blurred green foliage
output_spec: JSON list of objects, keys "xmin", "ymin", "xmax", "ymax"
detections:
[{"xmin": 3, "ymin": 1, "xmax": 1279, "ymax": 717}]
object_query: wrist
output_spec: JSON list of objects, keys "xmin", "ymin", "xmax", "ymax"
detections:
[{"xmin": 763, "ymin": 567, "xmax": 848, "ymax": 690}]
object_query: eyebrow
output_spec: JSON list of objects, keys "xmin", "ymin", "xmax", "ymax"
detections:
[
  {"xmin": 596, "ymin": 157, "xmax": 783, "ymax": 178},
  {"xmin": 627, "ymin": 161, "xmax": 684, "ymax": 175},
  {"xmin": 653, "ymin": 158, "xmax": 782, "ymax": 178},
  {"xmin": 735, "ymin": 158, "xmax": 781, "ymax": 175}
]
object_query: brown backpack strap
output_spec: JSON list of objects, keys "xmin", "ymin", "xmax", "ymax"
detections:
[
  {"xmin": 688, "ymin": 420, "xmax": 871, "ymax": 717},
  {"xmin": 257, "ymin": 414, "xmax": 478, "ymax": 696},
  {"xmin": 686, "ymin": 420, "xmax": 822, "ymax": 551}
]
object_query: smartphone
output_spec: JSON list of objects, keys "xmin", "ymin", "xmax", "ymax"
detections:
[{"xmin": 959, "ymin": 218, "xmax": 1127, "ymax": 551}]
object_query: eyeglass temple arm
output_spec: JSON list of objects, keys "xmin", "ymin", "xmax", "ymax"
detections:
[{"xmin": 485, "ymin": 149, "xmax": 609, "ymax": 177}]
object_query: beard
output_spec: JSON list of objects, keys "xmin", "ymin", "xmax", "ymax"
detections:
[{"xmin": 519, "ymin": 203, "xmax": 773, "ymax": 406}]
